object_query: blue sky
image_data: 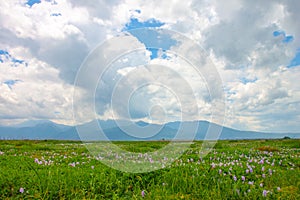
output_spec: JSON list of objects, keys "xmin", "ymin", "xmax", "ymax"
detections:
[
  {"xmin": 288, "ymin": 49, "xmax": 300, "ymax": 68},
  {"xmin": 0, "ymin": 49, "xmax": 25, "ymax": 66},
  {"xmin": 123, "ymin": 17, "xmax": 177, "ymax": 59},
  {"xmin": 273, "ymin": 30, "xmax": 294, "ymax": 43},
  {"xmin": 4, "ymin": 80, "xmax": 21, "ymax": 89},
  {"xmin": 0, "ymin": 0, "xmax": 300, "ymax": 133},
  {"xmin": 0, "ymin": 50, "xmax": 9, "ymax": 63},
  {"xmin": 272, "ymin": 30, "xmax": 300, "ymax": 67},
  {"xmin": 26, "ymin": 0, "xmax": 41, "ymax": 7}
]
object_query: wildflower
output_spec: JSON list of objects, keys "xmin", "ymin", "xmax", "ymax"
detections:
[
  {"xmin": 69, "ymin": 162, "xmax": 76, "ymax": 167},
  {"xmin": 35, "ymin": 158, "xmax": 43, "ymax": 165},
  {"xmin": 259, "ymin": 159, "xmax": 264, "ymax": 164},
  {"xmin": 248, "ymin": 181, "xmax": 254, "ymax": 185},
  {"xmin": 260, "ymin": 183, "xmax": 263, "ymax": 187},
  {"xmin": 262, "ymin": 190, "xmax": 268, "ymax": 197},
  {"xmin": 141, "ymin": 190, "xmax": 145, "ymax": 198},
  {"xmin": 233, "ymin": 175, "xmax": 237, "ymax": 181},
  {"xmin": 219, "ymin": 169, "xmax": 222, "ymax": 174},
  {"xmin": 262, "ymin": 166, "xmax": 265, "ymax": 171},
  {"xmin": 241, "ymin": 176, "xmax": 245, "ymax": 181},
  {"xmin": 277, "ymin": 187, "xmax": 281, "ymax": 191},
  {"xmin": 91, "ymin": 166, "xmax": 94, "ymax": 169},
  {"xmin": 250, "ymin": 168, "xmax": 253, "ymax": 173},
  {"xmin": 19, "ymin": 187, "xmax": 24, "ymax": 193},
  {"xmin": 269, "ymin": 169, "xmax": 272, "ymax": 175},
  {"xmin": 262, "ymin": 174, "xmax": 266, "ymax": 178},
  {"xmin": 246, "ymin": 169, "xmax": 249, "ymax": 174}
]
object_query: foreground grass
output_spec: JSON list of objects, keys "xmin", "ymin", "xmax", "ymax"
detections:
[{"xmin": 0, "ymin": 139, "xmax": 299, "ymax": 199}]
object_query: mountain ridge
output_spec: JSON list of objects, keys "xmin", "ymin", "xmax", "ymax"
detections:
[{"xmin": 0, "ymin": 119, "xmax": 299, "ymax": 140}]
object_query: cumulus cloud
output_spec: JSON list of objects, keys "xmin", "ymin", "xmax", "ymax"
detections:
[
  {"xmin": 0, "ymin": 47, "xmax": 74, "ymax": 125},
  {"xmin": 0, "ymin": 0, "xmax": 109, "ymax": 84},
  {"xmin": 0, "ymin": 0, "xmax": 299, "ymax": 132}
]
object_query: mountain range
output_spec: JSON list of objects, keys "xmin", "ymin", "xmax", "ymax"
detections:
[{"xmin": 0, "ymin": 120, "xmax": 299, "ymax": 140}]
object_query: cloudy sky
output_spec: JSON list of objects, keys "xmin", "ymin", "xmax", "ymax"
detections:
[{"xmin": 0, "ymin": 0, "xmax": 299, "ymax": 133}]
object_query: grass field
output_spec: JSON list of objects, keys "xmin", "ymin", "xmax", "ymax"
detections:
[{"xmin": 0, "ymin": 139, "xmax": 299, "ymax": 199}]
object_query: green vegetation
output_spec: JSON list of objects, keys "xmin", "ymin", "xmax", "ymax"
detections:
[{"xmin": 0, "ymin": 139, "xmax": 299, "ymax": 199}]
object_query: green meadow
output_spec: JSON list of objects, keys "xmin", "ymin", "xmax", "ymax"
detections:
[{"xmin": 0, "ymin": 139, "xmax": 299, "ymax": 199}]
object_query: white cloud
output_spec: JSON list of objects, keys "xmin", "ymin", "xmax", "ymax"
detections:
[
  {"xmin": 0, "ymin": 46, "xmax": 75, "ymax": 125},
  {"xmin": 0, "ymin": 0, "xmax": 88, "ymax": 40},
  {"xmin": 225, "ymin": 66, "xmax": 300, "ymax": 132},
  {"xmin": 0, "ymin": 0, "xmax": 299, "ymax": 132}
]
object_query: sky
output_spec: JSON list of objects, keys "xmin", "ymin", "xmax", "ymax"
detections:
[{"xmin": 0, "ymin": 0, "xmax": 300, "ymax": 133}]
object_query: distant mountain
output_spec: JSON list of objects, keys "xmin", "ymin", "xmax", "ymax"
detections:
[
  {"xmin": 13, "ymin": 119, "xmax": 70, "ymax": 130},
  {"xmin": 14, "ymin": 120, "xmax": 55, "ymax": 127},
  {"xmin": 0, "ymin": 119, "xmax": 299, "ymax": 140},
  {"xmin": 0, "ymin": 120, "xmax": 72, "ymax": 140}
]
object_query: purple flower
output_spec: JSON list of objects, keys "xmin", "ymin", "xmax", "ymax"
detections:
[
  {"xmin": 69, "ymin": 162, "xmax": 75, "ymax": 167},
  {"xmin": 141, "ymin": 190, "xmax": 145, "ymax": 198},
  {"xmin": 233, "ymin": 175, "xmax": 237, "ymax": 181},
  {"xmin": 241, "ymin": 176, "xmax": 245, "ymax": 181},
  {"xmin": 262, "ymin": 190, "xmax": 268, "ymax": 197},
  {"xmin": 219, "ymin": 169, "xmax": 222, "ymax": 174},
  {"xmin": 269, "ymin": 169, "xmax": 272, "ymax": 175},
  {"xmin": 19, "ymin": 187, "xmax": 24, "ymax": 193},
  {"xmin": 259, "ymin": 159, "xmax": 264, "ymax": 164},
  {"xmin": 260, "ymin": 183, "xmax": 263, "ymax": 187},
  {"xmin": 262, "ymin": 166, "xmax": 265, "ymax": 171},
  {"xmin": 248, "ymin": 181, "xmax": 254, "ymax": 185},
  {"xmin": 246, "ymin": 169, "xmax": 249, "ymax": 174},
  {"xmin": 262, "ymin": 174, "xmax": 266, "ymax": 178},
  {"xmin": 250, "ymin": 168, "xmax": 253, "ymax": 173}
]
